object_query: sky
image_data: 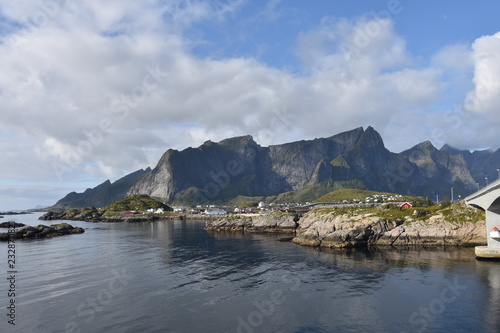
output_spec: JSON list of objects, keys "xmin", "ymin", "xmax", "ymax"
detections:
[{"xmin": 1, "ymin": 0, "xmax": 500, "ymax": 210}]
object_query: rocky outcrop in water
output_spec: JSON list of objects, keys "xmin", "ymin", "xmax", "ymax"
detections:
[
  {"xmin": 39, "ymin": 210, "xmax": 163, "ymax": 223},
  {"xmin": 294, "ymin": 207, "xmax": 485, "ymax": 248},
  {"xmin": 206, "ymin": 204, "xmax": 486, "ymax": 248},
  {"xmin": 206, "ymin": 214, "xmax": 299, "ymax": 234},
  {"xmin": 0, "ymin": 222, "xmax": 25, "ymax": 228},
  {"xmin": 0, "ymin": 211, "xmax": 31, "ymax": 215},
  {"xmin": 0, "ymin": 223, "xmax": 84, "ymax": 241}
]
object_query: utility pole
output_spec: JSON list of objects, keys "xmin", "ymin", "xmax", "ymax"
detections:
[
  {"xmin": 451, "ymin": 187, "xmax": 454, "ymax": 202},
  {"xmin": 436, "ymin": 194, "xmax": 439, "ymax": 204}
]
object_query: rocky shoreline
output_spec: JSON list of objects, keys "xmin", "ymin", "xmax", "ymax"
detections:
[
  {"xmin": 39, "ymin": 210, "xmax": 225, "ymax": 222},
  {"xmin": 206, "ymin": 204, "xmax": 487, "ymax": 248},
  {"xmin": 0, "ymin": 211, "xmax": 32, "ymax": 215},
  {"xmin": 39, "ymin": 210, "xmax": 165, "ymax": 223},
  {"xmin": 0, "ymin": 223, "xmax": 85, "ymax": 241},
  {"xmin": 206, "ymin": 213, "xmax": 299, "ymax": 234}
]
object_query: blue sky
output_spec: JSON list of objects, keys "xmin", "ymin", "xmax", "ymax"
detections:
[
  {"xmin": 190, "ymin": 0, "xmax": 500, "ymax": 68},
  {"xmin": 1, "ymin": 0, "xmax": 500, "ymax": 210}
]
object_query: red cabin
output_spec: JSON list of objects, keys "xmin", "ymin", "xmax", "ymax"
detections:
[{"xmin": 400, "ymin": 202, "xmax": 413, "ymax": 209}]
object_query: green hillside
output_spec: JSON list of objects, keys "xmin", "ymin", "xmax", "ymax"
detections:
[
  {"xmin": 103, "ymin": 194, "xmax": 172, "ymax": 212},
  {"xmin": 314, "ymin": 189, "xmax": 424, "ymax": 203}
]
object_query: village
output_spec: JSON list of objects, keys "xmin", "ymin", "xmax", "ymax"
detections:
[{"xmin": 121, "ymin": 193, "xmax": 414, "ymax": 217}]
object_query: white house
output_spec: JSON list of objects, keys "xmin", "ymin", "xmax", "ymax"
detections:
[{"xmin": 204, "ymin": 209, "xmax": 227, "ymax": 215}]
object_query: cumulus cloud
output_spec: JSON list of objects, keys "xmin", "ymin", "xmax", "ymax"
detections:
[
  {"xmin": 1, "ymin": 0, "xmax": 500, "ymax": 209},
  {"xmin": 465, "ymin": 32, "xmax": 500, "ymax": 114},
  {"xmin": 0, "ymin": 3, "xmax": 442, "ymax": 180},
  {"xmin": 432, "ymin": 32, "xmax": 500, "ymax": 150}
]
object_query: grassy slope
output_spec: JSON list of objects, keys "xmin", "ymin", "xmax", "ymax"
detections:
[
  {"xmin": 181, "ymin": 187, "xmax": 427, "ymax": 207},
  {"xmin": 103, "ymin": 194, "xmax": 171, "ymax": 212},
  {"xmin": 311, "ymin": 202, "xmax": 485, "ymax": 226},
  {"xmin": 314, "ymin": 189, "xmax": 423, "ymax": 203},
  {"xmin": 272, "ymin": 180, "xmax": 365, "ymax": 204}
]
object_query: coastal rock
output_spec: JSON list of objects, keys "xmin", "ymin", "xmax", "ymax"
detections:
[
  {"xmin": 0, "ymin": 221, "xmax": 25, "ymax": 228},
  {"xmin": 206, "ymin": 214, "xmax": 298, "ymax": 234},
  {"xmin": 0, "ymin": 211, "xmax": 31, "ymax": 215},
  {"xmin": 293, "ymin": 206, "xmax": 486, "ymax": 248},
  {"xmin": 208, "ymin": 204, "xmax": 486, "ymax": 248},
  {"xmin": 38, "ymin": 210, "xmax": 164, "ymax": 223},
  {"xmin": 376, "ymin": 218, "xmax": 486, "ymax": 247},
  {"xmin": 0, "ymin": 223, "xmax": 85, "ymax": 241},
  {"xmin": 294, "ymin": 211, "xmax": 405, "ymax": 248}
]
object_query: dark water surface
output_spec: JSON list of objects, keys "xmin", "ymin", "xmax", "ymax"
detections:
[{"xmin": 1, "ymin": 213, "xmax": 499, "ymax": 333}]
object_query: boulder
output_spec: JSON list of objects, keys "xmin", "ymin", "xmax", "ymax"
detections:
[{"xmin": 0, "ymin": 223, "xmax": 84, "ymax": 241}]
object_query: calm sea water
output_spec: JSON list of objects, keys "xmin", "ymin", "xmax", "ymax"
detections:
[{"xmin": 0, "ymin": 213, "xmax": 499, "ymax": 333}]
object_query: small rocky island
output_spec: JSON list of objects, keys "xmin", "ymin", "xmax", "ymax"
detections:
[
  {"xmin": 39, "ymin": 194, "xmax": 173, "ymax": 222},
  {"xmin": 0, "ymin": 211, "xmax": 32, "ymax": 215},
  {"xmin": 0, "ymin": 223, "xmax": 84, "ymax": 241},
  {"xmin": 206, "ymin": 202, "xmax": 486, "ymax": 248},
  {"xmin": 0, "ymin": 221, "xmax": 25, "ymax": 228},
  {"xmin": 206, "ymin": 213, "xmax": 299, "ymax": 233}
]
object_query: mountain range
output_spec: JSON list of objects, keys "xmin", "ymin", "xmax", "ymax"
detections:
[{"xmin": 51, "ymin": 126, "xmax": 500, "ymax": 209}]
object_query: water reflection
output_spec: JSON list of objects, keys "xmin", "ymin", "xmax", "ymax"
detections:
[
  {"xmin": 475, "ymin": 260, "xmax": 500, "ymax": 332},
  {"xmin": 4, "ymin": 217, "xmax": 500, "ymax": 332}
]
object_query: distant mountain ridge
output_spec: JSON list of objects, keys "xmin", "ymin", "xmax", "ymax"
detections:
[
  {"xmin": 53, "ymin": 127, "xmax": 500, "ymax": 208},
  {"xmin": 52, "ymin": 168, "xmax": 151, "ymax": 209}
]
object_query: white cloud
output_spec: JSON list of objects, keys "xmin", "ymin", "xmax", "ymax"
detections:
[
  {"xmin": 297, "ymin": 17, "xmax": 411, "ymax": 74},
  {"xmin": 436, "ymin": 32, "xmax": 500, "ymax": 150},
  {"xmin": 431, "ymin": 43, "xmax": 473, "ymax": 71},
  {"xmin": 292, "ymin": 16, "xmax": 443, "ymax": 150},
  {"xmin": 1, "ymin": 0, "xmax": 500, "ymax": 208},
  {"xmin": 0, "ymin": 4, "xmax": 444, "ymax": 180},
  {"xmin": 465, "ymin": 32, "xmax": 500, "ymax": 114}
]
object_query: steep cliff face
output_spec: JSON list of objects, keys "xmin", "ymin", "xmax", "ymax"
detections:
[
  {"xmin": 54, "ymin": 126, "xmax": 499, "ymax": 208},
  {"xmin": 337, "ymin": 127, "xmax": 398, "ymax": 190},
  {"xmin": 126, "ymin": 126, "xmax": 482, "ymax": 203},
  {"xmin": 128, "ymin": 135, "xmax": 270, "ymax": 202},
  {"xmin": 129, "ymin": 127, "xmax": 374, "ymax": 202},
  {"xmin": 401, "ymin": 141, "xmax": 476, "ymax": 198},
  {"xmin": 267, "ymin": 127, "xmax": 364, "ymax": 190},
  {"xmin": 441, "ymin": 144, "xmax": 500, "ymax": 186}
]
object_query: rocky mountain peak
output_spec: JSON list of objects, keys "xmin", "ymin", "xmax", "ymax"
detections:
[
  {"xmin": 218, "ymin": 134, "xmax": 261, "ymax": 154},
  {"xmin": 355, "ymin": 126, "xmax": 386, "ymax": 150},
  {"xmin": 52, "ymin": 126, "xmax": 498, "ymax": 208}
]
